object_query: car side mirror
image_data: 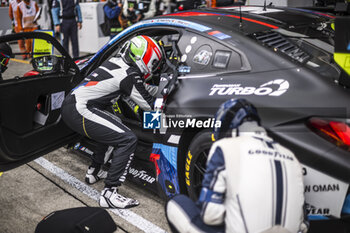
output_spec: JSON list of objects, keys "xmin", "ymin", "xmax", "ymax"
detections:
[{"xmin": 31, "ymin": 55, "xmax": 62, "ymax": 73}]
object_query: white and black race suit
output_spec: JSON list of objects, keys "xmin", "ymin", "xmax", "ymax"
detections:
[
  {"xmin": 166, "ymin": 132, "xmax": 306, "ymax": 233},
  {"xmin": 61, "ymin": 57, "xmax": 157, "ymax": 187}
]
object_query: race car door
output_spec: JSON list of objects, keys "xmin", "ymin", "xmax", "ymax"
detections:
[{"xmin": 0, "ymin": 32, "xmax": 82, "ymax": 171}]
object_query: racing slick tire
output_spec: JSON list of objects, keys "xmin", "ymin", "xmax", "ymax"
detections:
[{"xmin": 185, "ymin": 130, "xmax": 213, "ymax": 200}]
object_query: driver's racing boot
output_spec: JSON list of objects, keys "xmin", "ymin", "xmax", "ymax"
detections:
[
  {"xmin": 85, "ymin": 166, "xmax": 108, "ymax": 184},
  {"xmin": 99, "ymin": 187, "xmax": 139, "ymax": 208}
]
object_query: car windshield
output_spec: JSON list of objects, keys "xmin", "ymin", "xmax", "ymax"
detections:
[{"xmin": 1, "ymin": 34, "xmax": 68, "ymax": 81}]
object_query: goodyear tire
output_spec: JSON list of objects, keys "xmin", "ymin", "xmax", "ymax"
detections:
[{"xmin": 185, "ymin": 131, "xmax": 213, "ymax": 201}]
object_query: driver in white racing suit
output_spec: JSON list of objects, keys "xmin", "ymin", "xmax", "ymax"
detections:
[
  {"xmin": 166, "ymin": 99, "xmax": 308, "ymax": 233},
  {"xmin": 61, "ymin": 35, "xmax": 163, "ymax": 208}
]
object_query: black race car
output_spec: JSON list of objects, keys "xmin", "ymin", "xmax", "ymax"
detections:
[{"xmin": 0, "ymin": 5, "xmax": 349, "ymax": 230}]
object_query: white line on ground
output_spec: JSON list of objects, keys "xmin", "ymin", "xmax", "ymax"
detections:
[{"xmin": 34, "ymin": 157, "xmax": 167, "ymax": 233}]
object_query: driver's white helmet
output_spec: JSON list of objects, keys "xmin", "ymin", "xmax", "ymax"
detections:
[{"xmin": 121, "ymin": 35, "xmax": 163, "ymax": 80}]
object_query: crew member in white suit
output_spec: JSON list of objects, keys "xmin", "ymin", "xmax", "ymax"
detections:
[{"xmin": 166, "ymin": 99, "xmax": 308, "ymax": 233}]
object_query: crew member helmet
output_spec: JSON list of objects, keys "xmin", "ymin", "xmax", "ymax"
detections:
[
  {"xmin": 213, "ymin": 99, "xmax": 260, "ymax": 140},
  {"xmin": 120, "ymin": 35, "xmax": 163, "ymax": 80},
  {"xmin": 0, "ymin": 43, "xmax": 13, "ymax": 73}
]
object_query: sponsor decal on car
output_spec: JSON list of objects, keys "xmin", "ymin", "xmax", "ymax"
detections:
[
  {"xmin": 152, "ymin": 144, "xmax": 180, "ymax": 196},
  {"xmin": 193, "ymin": 50, "xmax": 212, "ymax": 65},
  {"xmin": 304, "ymin": 184, "xmax": 341, "ymax": 193},
  {"xmin": 178, "ymin": 65, "xmax": 191, "ymax": 73},
  {"xmin": 209, "ymin": 79, "xmax": 289, "ymax": 97},
  {"xmin": 146, "ymin": 18, "xmax": 212, "ymax": 32},
  {"xmin": 303, "ymin": 165, "xmax": 349, "ymax": 218},
  {"xmin": 305, "ymin": 203, "xmax": 330, "ymax": 216},
  {"xmin": 128, "ymin": 167, "xmax": 156, "ymax": 184}
]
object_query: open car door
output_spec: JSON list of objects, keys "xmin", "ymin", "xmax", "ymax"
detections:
[{"xmin": 0, "ymin": 32, "xmax": 82, "ymax": 171}]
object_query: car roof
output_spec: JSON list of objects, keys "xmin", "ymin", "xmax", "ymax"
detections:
[
  {"xmin": 83, "ymin": 6, "xmax": 335, "ymax": 71},
  {"xmin": 163, "ymin": 6, "xmax": 334, "ymax": 34}
]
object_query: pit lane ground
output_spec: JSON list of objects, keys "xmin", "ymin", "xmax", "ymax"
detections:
[{"xmin": 0, "ymin": 147, "xmax": 171, "ymax": 233}]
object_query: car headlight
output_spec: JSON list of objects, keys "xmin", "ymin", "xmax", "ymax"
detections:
[{"xmin": 307, "ymin": 117, "xmax": 350, "ymax": 150}]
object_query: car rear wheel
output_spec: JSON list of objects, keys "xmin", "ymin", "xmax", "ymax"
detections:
[{"xmin": 185, "ymin": 131, "xmax": 213, "ymax": 200}]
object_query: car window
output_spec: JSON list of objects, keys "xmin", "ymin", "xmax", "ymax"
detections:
[
  {"xmin": 1, "ymin": 35, "xmax": 66, "ymax": 81},
  {"xmin": 176, "ymin": 31, "xmax": 245, "ymax": 76},
  {"xmin": 98, "ymin": 28, "xmax": 182, "ymax": 86},
  {"xmin": 106, "ymin": 29, "xmax": 181, "ymax": 60}
]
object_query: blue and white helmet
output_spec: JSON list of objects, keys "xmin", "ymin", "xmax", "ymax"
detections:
[{"xmin": 213, "ymin": 99, "xmax": 260, "ymax": 140}]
